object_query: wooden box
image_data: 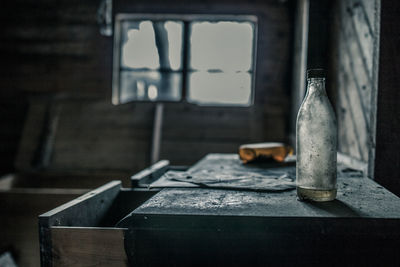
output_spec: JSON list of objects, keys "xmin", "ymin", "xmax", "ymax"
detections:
[{"xmin": 38, "ymin": 181, "xmax": 157, "ymax": 267}]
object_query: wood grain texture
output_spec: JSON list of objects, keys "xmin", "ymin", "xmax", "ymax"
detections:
[
  {"xmin": 39, "ymin": 181, "xmax": 121, "ymax": 266},
  {"xmin": 38, "ymin": 182, "xmax": 158, "ymax": 266},
  {"xmin": 331, "ymin": 0, "xmax": 380, "ymax": 173},
  {"xmin": 51, "ymin": 227, "xmax": 128, "ymax": 267}
]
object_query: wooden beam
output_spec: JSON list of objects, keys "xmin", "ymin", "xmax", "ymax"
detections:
[{"xmin": 51, "ymin": 227, "xmax": 128, "ymax": 267}]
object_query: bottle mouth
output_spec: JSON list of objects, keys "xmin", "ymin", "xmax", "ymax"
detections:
[
  {"xmin": 307, "ymin": 69, "xmax": 326, "ymax": 79},
  {"xmin": 307, "ymin": 77, "xmax": 325, "ymax": 81}
]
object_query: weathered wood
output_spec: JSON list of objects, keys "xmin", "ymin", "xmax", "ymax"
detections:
[
  {"xmin": 17, "ymin": 99, "xmax": 154, "ymax": 173},
  {"xmin": 331, "ymin": 0, "xmax": 380, "ymax": 176},
  {"xmin": 39, "ymin": 181, "xmax": 122, "ymax": 267},
  {"xmin": 0, "ymin": 188, "xmax": 86, "ymax": 267},
  {"xmin": 11, "ymin": 171, "xmax": 132, "ymax": 189},
  {"xmin": 51, "ymin": 227, "xmax": 128, "ymax": 267},
  {"xmin": 39, "ymin": 181, "xmax": 122, "ymax": 227},
  {"xmin": 123, "ymin": 154, "xmax": 400, "ymax": 266},
  {"xmin": 14, "ymin": 97, "xmax": 283, "ymax": 174},
  {"xmin": 122, "ymin": 154, "xmax": 400, "ymax": 266},
  {"xmin": 14, "ymin": 98, "xmax": 49, "ymax": 172},
  {"xmin": 134, "ymin": 178, "xmax": 400, "ymax": 219},
  {"xmin": 38, "ymin": 181, "xmax": 158, "ymax": 267},
  {"xmin": 131, "ymin": 160, "xmax": 170, "ymax": 187}
]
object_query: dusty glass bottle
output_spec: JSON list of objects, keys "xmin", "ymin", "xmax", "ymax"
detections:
[{"xmin": 296, "ymin": 69, "xmax": 337, "ymax": 201}]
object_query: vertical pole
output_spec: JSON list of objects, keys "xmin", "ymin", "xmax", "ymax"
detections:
[
  {"xmin": 151, "ymin": 103, "xmax": 164, "ymax": 164},
  {"xmin": 290, "ymin": 0, "xmax": 309, "ymax": 147}
]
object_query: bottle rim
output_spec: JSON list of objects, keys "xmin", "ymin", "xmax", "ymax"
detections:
[{"xmin": 307, "ymin": 69, "xmax": 326, "ymax": 79}]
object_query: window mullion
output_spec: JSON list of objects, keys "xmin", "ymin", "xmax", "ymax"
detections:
[{"xmin": 181, "ymin": 21, "xmax": 190, "ymax": 103}]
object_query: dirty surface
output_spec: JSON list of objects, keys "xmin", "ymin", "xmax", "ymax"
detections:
[
  {"xmin": 136, "ymin": 178, "xmax": 400, "ymax": 218},
  {"xmin": 138, "ymin": 154, "xmax": 399, "ymax": 218},
  {"xmin": 122, "ymin": 154, "xmax": 400, "ymax": 267},
  {"xmin": 150, "ymin": 153, "xmax": 364, "ymax": 191}
]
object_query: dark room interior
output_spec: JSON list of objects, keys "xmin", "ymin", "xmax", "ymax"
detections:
[{"xmin": 0, "ymin": 0, "xmax": 399, "ymax": 266}]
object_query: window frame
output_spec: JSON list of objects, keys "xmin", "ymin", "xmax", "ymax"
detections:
[{"xmin": 112, "ymin": 13, "xmax": 258, "ymax": 106}]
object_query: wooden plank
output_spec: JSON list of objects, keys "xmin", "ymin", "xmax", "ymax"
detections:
[
  {"xmin": 161, "ymin": 104, "xmax": 284, "ymax": 143},
  {"xmin": 337, "ymin": 70, "xmax": 363, "ymax": 159},
  {"xmin": 0, "ymin": 188, "xmax": 85, "ymax": 267},
  {"xmin": 3, "ymin": 25, "xmax": 98, "ymax": 42},
  {"xmin": 131, "ymin": 160, "xmax": 170, "ymax": 187},
  {"xmin": 0, "ymin": 188, "xmax": 88, "ymax": 214},
  {"xmin": 133, "ymin": 182, "xmax": 400, "ymax": 220},
  {"xmin": 135, "ymin": 154, "xmax": 400, "ymax": 218},
  {"xmin": 11, "ymin": 171, "xmax": 132, "ymax": 189},
  {"xmin": 38, "ymin": 182, "xmax": 158, "ymax": 266},
  {"xmin": 341, "ymin": 3, "xmax": 372, "ymax": 127},
  {"xmin": 39, "ymin": 181, "xmax": 121, "ymax": 267},
  {"xmin": 39, "ymin": 181, "xmax": 121, "ymax": 224},
  {"xmin": 348, "ymin": 0, "xmax": 375, "ymax": 79},
  {"xmin": 332, "ymin": 0, "xmax": 380, "ymax": 168},
  {"xmin": 14, "ymin": 98, "xmax": 48, "ymax": 171},
  {"xmin": 51, "ymin": 227, "xmax": 128, "ymax": 267},
  {"xmin": 51, "ymin": 139, "xmax": 150, "ymax": 171},
  {"xmin": 339, "ymin": 52, "xmax": 369, "ymax": 161},
  {"xmin": 361, "ymin": 0, "xmax": 378, "ymax": 33},
  {"xmin": 42, "ymin": 100, "xmax": 153, "ymax": 171}
]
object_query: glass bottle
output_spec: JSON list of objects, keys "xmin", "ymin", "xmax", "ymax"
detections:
[{"xmin": 296, "ymin": 69, "xmax": 337, "ymax": 201}]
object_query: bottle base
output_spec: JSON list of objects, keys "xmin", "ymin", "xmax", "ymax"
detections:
[{"xmin": 297, "ymin": 187, "xmax": 337, "ymax": 202}]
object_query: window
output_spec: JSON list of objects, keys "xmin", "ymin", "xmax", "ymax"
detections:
[{"xmin": 112, "ymin": 14, "xmax": 257, "ymax": 106}]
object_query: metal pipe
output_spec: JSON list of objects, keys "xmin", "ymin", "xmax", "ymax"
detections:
[{"xmin": 151, "ymin": 103, "xmax": 164, "ymax": 164}]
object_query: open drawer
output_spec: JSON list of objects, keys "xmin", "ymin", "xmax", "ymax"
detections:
[{"xmin": 38, "ymin": 181, "xmax": 157, "ymax": 267}]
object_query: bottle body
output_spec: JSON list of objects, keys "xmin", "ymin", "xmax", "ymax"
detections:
[{"xmin": 296, "ymin": 76, "xmax": 337, "ymax": 201}]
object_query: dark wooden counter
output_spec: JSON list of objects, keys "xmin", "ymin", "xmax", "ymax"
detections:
[
  {"xmin": 122, "ymin": 154, "xmax": 400, "ymax": 266},
  {"xmin": 39, "ymin": 154, "xmax": 400, "ymax": 266}
]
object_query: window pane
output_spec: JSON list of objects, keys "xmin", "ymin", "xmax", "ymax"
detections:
[
  {"xmin": 119, "ymin": 71, "xmax": 182, "ymax": 103},
  {"xmin": 188, "ymin": 72, "xmax": 252, "ymax": 105},
  {"xmin": 113, "ymin": 15, "xmax": 256, "ymax": 106},
  {"xmin": 121, "ymin": 20, "xmax": 183, "ymax": 70},
  {"xmin": 190, "ymin": 21, "xmax": 254, "ymax": 71},
  {"xmin": 121, "ymin": 21, "xmax": 160, "ymax": 69}
]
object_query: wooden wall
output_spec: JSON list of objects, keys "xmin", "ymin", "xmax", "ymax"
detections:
[
  {"xmin": 0, "ymin": 188, "xmax": 87, "ymax": 267},
  {"xmin": 0, "ymin": 0, "xmax": 294, "ymax": 182},
  {"xmin": 0, "ymin": 0, "xmax": 112, "ymax": 179},
  {"xmin": 330, "ymin": 0, "xmax": 380, "ymax": 177}
]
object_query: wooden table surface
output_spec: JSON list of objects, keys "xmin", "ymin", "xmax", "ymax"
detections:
[
  {"xmin": 123, "ymin": 154, "xmax": 400, "ymax": 266},
  {"xmin": 135, "ymin": 155, "xmax": 400, "ymax": 218}
]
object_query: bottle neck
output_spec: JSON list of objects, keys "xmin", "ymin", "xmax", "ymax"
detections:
[{"xmin": 307, "ymin": 78, "xmax": 326, "ymax": 94}]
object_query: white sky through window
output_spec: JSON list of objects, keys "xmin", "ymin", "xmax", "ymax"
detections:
[
  {"xmin": 190, "ymin": 21, "xmax": 254, "ymax": 71},
  {"xmin": 116, "ymin": 16, "xmax": 256, "ymax": 105},
  {"xmin": 165, "ymin": 21, "xmax": 182, "ymax": 70},
  {"xmin": 122, "ymin": 21, "xmax": 160, "ymax": 69}
]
